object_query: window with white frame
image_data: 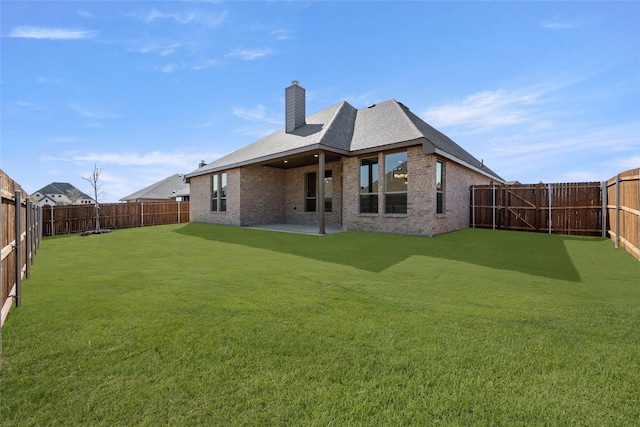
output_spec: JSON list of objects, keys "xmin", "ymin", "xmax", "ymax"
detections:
[
  {"xmin": 211, "ymin": 173, "xmax": 227, "ymax": 212},
  {"xmin": 211, "ymin": 174, "xmax": 218, "ymax": 212}
]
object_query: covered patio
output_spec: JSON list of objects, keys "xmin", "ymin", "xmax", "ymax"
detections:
[{"xmin": 247, "ymin": 223, "xmax": 344, "ymax": 235}]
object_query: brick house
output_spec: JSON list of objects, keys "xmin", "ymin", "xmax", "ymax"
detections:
[{"xmin": 185, "ymin": 82, "xmax": 503, "ymax": 236}]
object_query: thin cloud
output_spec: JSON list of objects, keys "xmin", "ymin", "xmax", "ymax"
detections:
[
  {"xmin": 160, "ymin": 64, "xmax": 178, "ymax": 73},
  {"xmin": 9, "ymin": 26, "xmax": 98, "ymax": 40},
  {"xmin": 137, "ymin": 41, "xmax": 183, "ymax": 56},
  {"xmin": 226, "ymin": 47, "xmax": 274, "ymax": 60},
  {"xmin": 233, "ymin": 105, "xmax": 281, "ymax": 125},
  {"xmin": 134, "ymin": 8, "xmax": 228, "ymax": 26},
  {"xmin": 422, "ymin": 87, "xmax": 546, "ymax": 133},
  {"xmin": 77, "ymin": 10, "xmax": 95, "ymax": 19},
  {"xmin": 541, "ymin": 18, "xmax": 580, "ymax": 30},
  {"xmin": 15, "ymin": 100, "xmax": 48, "ymax": 111},
  {"xmin": 233, "ymin": 105, "xmax": 267, "ymax": 121},
  {"xmin": 70, "ymin": 105, "xmax": 120, "ymax": 119},
  {"xmin": 191, "ymin": 58, "xmax": 219, "ymax": 70},
  {"xmin": 47, "ymin": 150, "xmax": 223, "ymax": 173}
]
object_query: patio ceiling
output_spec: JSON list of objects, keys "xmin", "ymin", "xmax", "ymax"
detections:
[{"xmin": 260, "ymin": 151, "xmax": 342, "ymax": 169}]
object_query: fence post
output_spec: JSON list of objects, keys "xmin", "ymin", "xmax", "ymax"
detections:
[
  {"xmin": 25, "ymin": 199, "xmax": 31, "ymax": 279},
  {"xmin": 601, "ymin": 181, "xmax": 607, "ymax": 238},
  {"xmin": 141, "ymin": 202, "xmax": 144, "ymax": 227},
  {"xmin": 177, "ymin": 200, "xmax": 180, "ymax": 224},
  {"xmin": 548, "ymin": 183, "xmax": 552, "ymax": 234},
  {"xmin": 38, "ymin": 206, "xmax": 43, "ymax": 248},
  {"xmin": 50, "ymin": 204, "xmax": 55, "ymax": 237},
  {"xmin": 15, "ymin": 191, "xmax": 22, "ymax": 307},
  {"xmin": 471, "ymin": 186, "xmax": 475, "ymax": 228},
  {"xmin": 0, "ymin": 176, "xmax": 3, "ymax": 321},
  {"xmin": 615, "ymin": 174, "xmax": 620, "ymax": 248},
  {"xmin": 0, "ymin": 176, "xmax": 2, "ymax": 365},
  {"xmin": 492, "ymin": 185, "xmax": 496, "ymax": 230}
]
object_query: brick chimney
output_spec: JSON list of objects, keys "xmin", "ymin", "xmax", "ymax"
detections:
[{"xmin": 285, "ymin": 80, "xmax": 305, "ymax": 133}]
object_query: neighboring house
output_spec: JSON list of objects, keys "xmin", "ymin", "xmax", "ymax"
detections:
[
  {"xmin": 120, "ymin": 174, "xmax": 190, "ymax": 202},
  {"xmin": 185, "ymin": 81, "xmax": 504, "ymax": 236},
  {"xmin": 32, "ymin": 182, "xmax": 94, "ymax": 207}
]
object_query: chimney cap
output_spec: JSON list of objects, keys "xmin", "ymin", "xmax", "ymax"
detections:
[{"xmin": 291, "ymin": 80, "xmax": 299, "ymax": 86}]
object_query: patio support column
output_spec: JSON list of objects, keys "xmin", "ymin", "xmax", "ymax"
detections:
[{"xmin": 318, "ymin": 150, "xmax": 325, "ymax": 235}]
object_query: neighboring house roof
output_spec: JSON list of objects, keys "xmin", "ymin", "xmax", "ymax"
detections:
[
  {"xmin": 185, "ymin": 99, "xmax": 503, "ymax": 182},
  {"xmin": 36, "ymin": 195, "xmax": 58, "ymax": 206},
  {"xmin": 120, "ymin": 174, "xmax": 189, "ymax": 202},
  {"xmin": 32, "ymin": 182, "xmax": 93, "ymax": 201}
]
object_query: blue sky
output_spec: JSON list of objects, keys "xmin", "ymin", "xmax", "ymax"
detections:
[{"xmin": 2, "ymin": 1, "xmax": 639, "ymax": 202}]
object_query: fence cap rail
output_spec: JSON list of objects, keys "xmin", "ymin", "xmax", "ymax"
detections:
[{"xmin": 1, "ymin": 188, "xmax": 15, "ymax": 201}]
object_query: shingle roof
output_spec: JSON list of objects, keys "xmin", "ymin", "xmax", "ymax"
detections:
[
  {"xmin": 186, "ymin": 99, "xmax": 503, "ymax": 182},
  {"xmin": 33, "ymin": 182, "xmax": 93, "ymax": 199},
  {"xmin": 120, "ymin": 174, "xmax": 189, "ymax": 201}
]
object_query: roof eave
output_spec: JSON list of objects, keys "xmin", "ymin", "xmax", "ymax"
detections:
[
  {"xmin": 185, "ymin": 144, "xmax": 350, "ymax": 181},
  {"xmin": 423, "ymin": 144, "xmax": 505, "ymax": 183}
]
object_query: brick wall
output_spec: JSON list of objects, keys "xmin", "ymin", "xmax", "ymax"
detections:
[
  {"xmin": 189, "ymin": 169, "xmax": 241, "ymax": 226},
  {"xmin": 284, "ymin": 161, "xmax": 342, "ymax": 226},
  {"xmin": 343, "ymin": 145, "xmax": 494, "ymax": 236},
  {"xmin": 431, "ymin": 159, "xmax": 494, "ymax": 235},
  {"xmin": 239, "ymin": 166, "xmax": 286, "ymax": 226},
  {"xmin": 190, "ymin": 146, "xmax": 496, "ymax": 235}
]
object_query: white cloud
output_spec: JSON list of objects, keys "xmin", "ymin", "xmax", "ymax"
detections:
[
  {"xmin": 233, "ymin": 105, "xmax": 266, "ymax": 121},
  {"xmin": 226, "ymin": 48, "xmax": 274, "ymax": 60},
  {"xmin": 137, "ymin": 41, "xmax": 183, "ymax": 56},
  {"xmin": 9, "ymin": 26, "xmax": 98, "ymax": 40},
  {"xmin": 271, "ymin": 28, "xmax": 294, "ymax": 40},
  {"xmin": 77, "ymin": 10, "xmax": 95, "ymax": 19},
  {"xmin": 160, "ymin": 64, "xmax": 178, "ymax": 73},
  {"xmin": 70, "ymin": 105, "xmax": 120, "ymax": 119},
  {"xmin": 14, "ymin": 100, "xmax": 48, "ymax": 111},
  {"xmin": 58, "ymin": 149, "xmax": 218, "ymax": 168},
  {"xmin": 37, "ymin": 77, "xmax": 63, "ymax": 85},
  {"xmin": 135, "ymin": 8, "xmax": 228, "ymax": 26},
  {"xmin": 233, "ymin": 105, "xmax": 282, "ymax": 126},
  {"xmin": 605, "ymin": 154, "xmax": 640, "ymax": 171},
  {"xmin": 191, "ymin": 58, "xmax": 219, "ymax": 70},
  {"xmin": 422, "ymin": 87, "xmax": 548, "ymax": 133},
  {"xmin": 541, "ymin": 17, "xmax": 582, "ymax": 30}
]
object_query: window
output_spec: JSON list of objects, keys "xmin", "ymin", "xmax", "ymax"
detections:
[
  {"xmin": 211, "ymin": 172, "xmax": 228, "ymax": 212},
  {"xmin": 220, "ymin": 173, "xmax": 227, "ymax": 212},
  {"xmin": 436, "ymin": 161, "xmax": 444, "ymax": 214},
  {"xmin": 305, "ymin": 172, "xmax": 316, "ymax": 212},
  {"xmin": 385, "ymin": 151, "xmax": 407, "ymax": 214},
  {"xmin": 211, "ymin": 174, "xmax": 218, "ymax": 212},
  {"xmin": 360, "ymin": 157, "xmax": 379, "ymax": 213},
  {"xmin": 324, "ymin": 170, "xmax": 332, "ymax": 212}
]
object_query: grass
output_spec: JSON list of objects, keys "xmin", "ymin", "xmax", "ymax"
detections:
[{"xmin": 2, "ymin": 223, "xmax": 639, "ymax": 426}]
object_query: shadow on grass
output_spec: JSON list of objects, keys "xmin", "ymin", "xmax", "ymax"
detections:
[{"xmin": 174, "ymin": 223, "xmax": 584, "ymax": 282}]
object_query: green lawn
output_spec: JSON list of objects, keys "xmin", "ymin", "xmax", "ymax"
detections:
[{"xmin": 2, "ymin": 224, "xmax": 639, "ymax": 426}]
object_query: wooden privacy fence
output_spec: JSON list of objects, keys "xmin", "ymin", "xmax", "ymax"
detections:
[
  {"xmin": 606, "ymin": 168, "xmax": 640, "ymax": 260},
  {"xmin": 1, "ymin": 170, "xmax": 42, "ymax": 328},
  {"xmin": 470, "ymin": 170, "xmax": 640, "ymax": 261},
  {"xmin": 42, "ymin": 201, "xmax": 190, "ymax": 236},
  {"xmin": 470, "ymin": 182, "xmax": 605, "ymax": 236}
]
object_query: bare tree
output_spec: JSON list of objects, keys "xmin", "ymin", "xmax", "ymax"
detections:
[
  {"xmin": 82, "ymin": 164, "xmax": 106, "ymax": 232},
  {"xmin": 65, "ymin": 187, "xmax": 82, "ymax": 205}
]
